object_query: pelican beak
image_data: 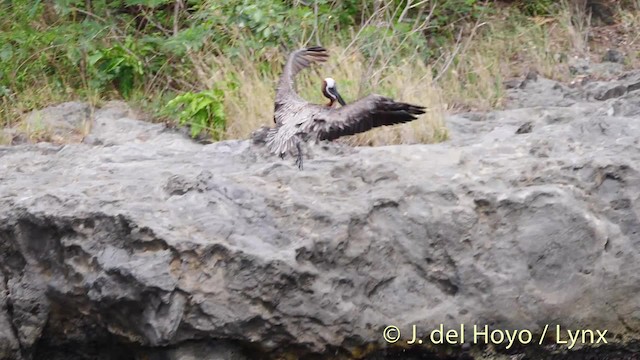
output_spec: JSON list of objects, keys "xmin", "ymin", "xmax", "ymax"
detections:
[{"xmin": 333, "ymin": 89, "xmax": 346, "ymax": 106}]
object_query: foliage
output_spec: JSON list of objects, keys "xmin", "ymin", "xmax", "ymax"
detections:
[
  {"xmin": 0, "ymin": 0, "xmax": 616, "ymax": 143},
  {"xmin": 517, "ymin": 0, "xmax": 557, "ymax": 16},
  {"xmin": 428, "ymin": 0, "xmax": 487, "ymax": 30},
  {"xmin": 88, "ymin": 38, "xmax": 146, "ymax": 99},
  {"xmin": 163, "ymin": 88, "xmax": 226, "ymax": 139}
]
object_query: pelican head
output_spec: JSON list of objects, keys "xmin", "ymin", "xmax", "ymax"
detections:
[{"xmin": 322, "ymin": 77, "xmax": 346, "ymax": 107}]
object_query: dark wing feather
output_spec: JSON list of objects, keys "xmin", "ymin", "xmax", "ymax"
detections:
[
  {"xmin": 314, "ymin": 95, "xmax": 426, "ymax": 141},
  {"xmin": 277, "ymin": 46, "xmax": 329, "ymax": 97}
]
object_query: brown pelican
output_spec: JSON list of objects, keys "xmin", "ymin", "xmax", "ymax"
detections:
[{"xmin": 267, "ymin": 46, "xmax": 425, "ymax": 169}]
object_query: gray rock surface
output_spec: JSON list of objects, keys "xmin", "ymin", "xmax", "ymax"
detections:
[
  {"xmin": 568, "ymin": 56, "xmax": 626, "ymax": 79},
  {"xmin": 1, "ymin": 70, "xmax": 640, "ymax": 360},
  {"xmin": 146, "ymin": 341, "xmax": 249, "ymax": 360},
  {"xmin": 603, "ymin": 49, "xmax": 625, "ymax": 64},
  {"xmin": 24, "ymin": 101, "xmax": 92, "ymax": 142}
]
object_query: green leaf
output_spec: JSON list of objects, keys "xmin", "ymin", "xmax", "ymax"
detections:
[
  {"xmin": 163, "ymin": 86, "xmax": 226, "ymax": 140},
  {"xmin": 88, "ymin": 52, "xmax": 103, "ymax": 66},
  {"xmin": 0, "ymin": 44, "xmax": 13, "ymax": 62},
  {"xmin": 194, "ymin": 97, "xmax": 213, "ymax": 113}
]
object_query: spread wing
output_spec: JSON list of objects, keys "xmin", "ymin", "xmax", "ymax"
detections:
[
  {"xmin": 276, "ymin": 46, "xmax": 329, "ymax": 101},
  {"xmin": 311, "ymin": 95, "xmax": 426, "ymax": 141}
]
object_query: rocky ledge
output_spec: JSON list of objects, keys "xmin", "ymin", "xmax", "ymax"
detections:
[{"xmin": 1, "ymin": 70, "xmax": 640, "ymax": 360}]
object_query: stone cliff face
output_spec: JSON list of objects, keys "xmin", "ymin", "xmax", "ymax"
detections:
[{"xmin": 0, "ymin": 70, "xmax": 640, "ymax": 360}]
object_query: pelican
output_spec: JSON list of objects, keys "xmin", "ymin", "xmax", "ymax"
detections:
[{"xmin": 267, "ymin": 46, "xmax": 425, "ymax": 169}]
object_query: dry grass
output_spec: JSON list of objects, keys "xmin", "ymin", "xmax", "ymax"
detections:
[
  {"xmin": 194, "ymin": 44, "xmax": 466, "ymax": 146},
  {"xmin": 611, "ymin": 2, "xmax": 640, "ymax": 65},
  {"xmin": 5, "ymin": 2, "xmax": 640, "ymax": 147},
  {"xmin": 193, "ymin": 3, "xmax": 640, "ymax": 146},
  {"xmin": 2, "ymin": 103, "xmax": 94, "ymax": 145},
  {"xmin": 0, "ymin": 131, "xmax": 10, "ymax": 145},
  {"xmin": 203, "ymin": 54, "xmax": 280, "ymax": 140},
  {"xmin": 201, "ymin": 46, "xmax": 449, "ymax": 145},
  {"xmin": 434, "ymin": 4, "xmax": 595, "ymax": 111}
]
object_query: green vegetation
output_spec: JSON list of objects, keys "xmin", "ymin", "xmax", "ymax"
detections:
[
  {"xmin": 1, "ymin": 0, "xmax": 639, "ymax": 144},
  {"xmin": 164, "ymin": 87, "xmax": 226, "ymax": 139}
]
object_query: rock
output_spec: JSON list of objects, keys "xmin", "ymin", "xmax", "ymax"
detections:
[
  {"xmin": 22, "ymin": 101, "xmax": 91, "ymax": 143},
  {"xmin": 93, "ymin": 100, "xmax": 136, "ymax": 121},
  {"xmin": 502, "ymin": 79, "xmax": 521, "ymax": 89},
  {"xmin": 568, "ymin": 57, "xmax": 625, "ymax": 79},
  {"xmin": 525, "ymin": 69, "xmax": 539, "ymax": 81},
  {"xmin": 503, "ymin": 76, "xmax": 575, "ymax": 108},
  {"xmin": 595, "ymin": 84, "xmax": 628, "ymax": 101},
  {"xmin": 0, "ymin": 128, "xmax": 28, "ymax": 146},
  {"xmin": 250, "ymin": 125, "xmax": 271, "ymax": 145},
  {"xmin": 603, "ymin": 49, "xmax": 625, "ymax": 64},
  {"xmin": 515, "ymin": 121, "xmax": 533, "ymax": 134},
  {"xmin": 505, "ymin": 70, "xmax": 640, "ymax": 108},
  {"xmin": 502, "ymin": 70, "xmax": 538, "ymax": 91},
  {"xmin": 587, "ymin": 0, "xmax": 616, "ymax": 25},
  {"xmin": 1, "ymin": 70, "xmax": 640, "ymax": 359},
  {"xmin": 588, "ymin": 71, "xmax": 640, "ymax": 101},
  {"xmin": 84, "ymin": 101, "xmax": 199, "ymax": 150},
  {"xmin": 568, "ymin": 57, "xmax": 591, "ymax": 76},
  {"xmin": 143, "ymin": 341, "xmax": 249, "ymax": 360},
  {"xmin": 630, "ymin": 81, "xmax": 640, "ymax": 93},
  {"xmin": 0, "ymin": 273, "xmax": 20, "ymax": 360}
]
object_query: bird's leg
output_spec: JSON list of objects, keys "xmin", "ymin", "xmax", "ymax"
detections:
[{"xmin": 295, "ymin": 142, "xmax": 304, "ymax": 170}]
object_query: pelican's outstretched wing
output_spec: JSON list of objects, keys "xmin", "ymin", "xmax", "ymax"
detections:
[
  {"xmin": 311, "ymin": 95, "xmax": 425, "ymax": 141},
  {"xmin": 276, "ymin": 46, "xmax": 329, "ymax": 99}
]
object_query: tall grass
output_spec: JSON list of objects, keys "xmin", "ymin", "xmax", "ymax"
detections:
[
  {"xmin": 199, "ymin": 45, "xmax": 448, "ymax": 145},
  {"xmin": 2, "ymin": 0, "xmax": 639, "ymax": 146},
  {"xmin": 176, "ymin": 2, "xmax": 620, "ymax": 145},
  {"xmin": 209, "ymin": 2, "xmax": 623, "ymax": 143}
]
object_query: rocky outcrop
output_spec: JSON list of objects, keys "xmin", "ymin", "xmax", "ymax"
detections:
[{"xmin": 1, "ymin": 70, "xmax": 640, "ymax": 360}]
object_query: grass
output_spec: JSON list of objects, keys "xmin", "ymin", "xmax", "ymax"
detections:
[
  {"xmin": 201, "ymin": 45, "xmax": 449, "ymax": 145},
  {"xmin": 131, "ymin": 2, "xmax": 640, "ymax": 145},
  {"xmin": 2, "ymin": 1, "xmax": 640, "ymax": 146}
]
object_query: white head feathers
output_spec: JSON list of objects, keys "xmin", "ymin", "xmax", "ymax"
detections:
[{"xmin": 324, "ymin": 77, "xmax": 336, "ymax": 89}]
